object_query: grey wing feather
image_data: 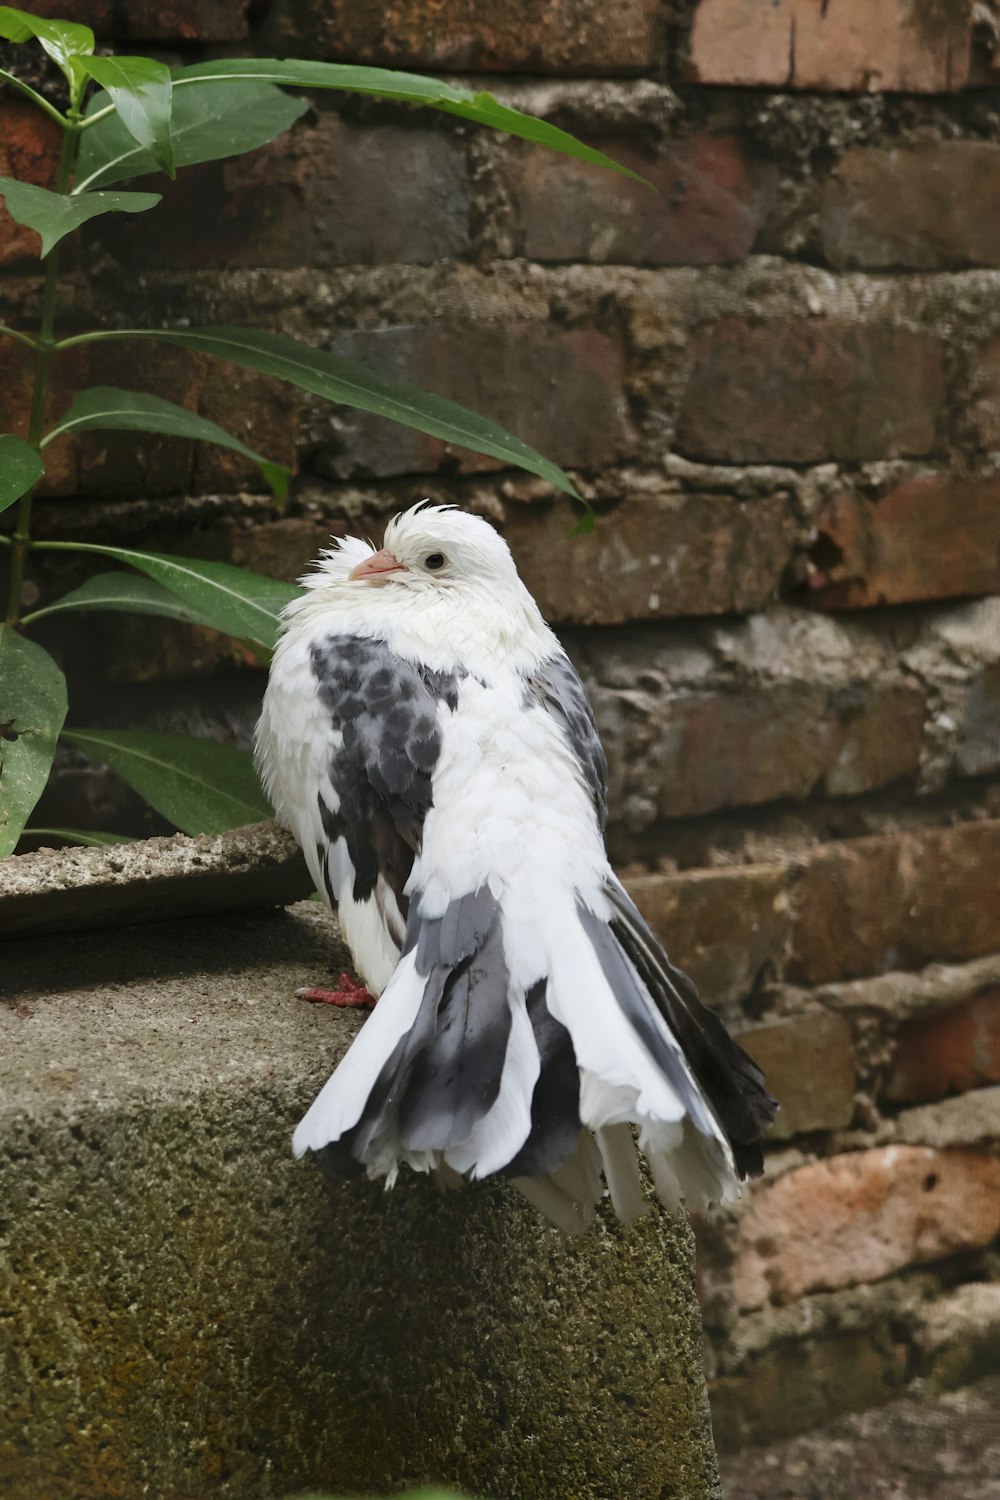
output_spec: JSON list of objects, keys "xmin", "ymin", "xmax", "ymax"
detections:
[
  {"xmin": 310, "ymin": 633, "xmax": 461, "ymax": 922},
  {"xmin": 525, "ymin": 652, "xmax": 608, "ymax": 827}
]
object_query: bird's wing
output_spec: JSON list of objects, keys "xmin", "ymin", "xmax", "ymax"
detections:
[
  {"xmin": 307, "ymin": 632, "xmax": 461, "ymax": 969},
  {"xmin": 523, "ymin": 652, "xmax": 608, "ymax": 828}
]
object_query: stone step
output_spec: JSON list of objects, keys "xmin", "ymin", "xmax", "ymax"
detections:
[{"xmin": 0, "ymin": 899, "xmax": 721, "ymax": 1500}]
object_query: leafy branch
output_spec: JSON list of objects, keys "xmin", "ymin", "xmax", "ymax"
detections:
[{"xmin": 0, "ymin": 5, "xmax": 630, "ymax": 856}]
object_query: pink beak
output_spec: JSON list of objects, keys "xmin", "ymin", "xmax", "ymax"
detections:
[{"xmin": 348, "ymin": 548, "xmax": 407, "ymax": 582}]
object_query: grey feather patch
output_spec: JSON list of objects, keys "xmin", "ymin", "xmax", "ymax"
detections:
[
  {"xmin": 523, "ymin": 653, "xmax": 608, "ymax": 828},
  {"xmin": 404, "ymin": 885, "xmax": 499, "ymax": 974},
  {"xmin": 577, "ymin": 899, "xmax": 718, "ymax": 1140},
  {"xmin": 397, "ymin": 915, "xmax": 512, "ymax": 1153},
  {"xmin": 603, "ymin": 881, "xmax": 777, "ymax": 1179},
  {"xmin": 309, "ymin": 634, "xmax": 462, "ymax": 909},
  {"xmin": 503, "ymin": 980, "xmax": 581, "ymax": 1178},
  {"xmin": 329, "ymin": 886, "xmax": 512, "ymax": 1168}
]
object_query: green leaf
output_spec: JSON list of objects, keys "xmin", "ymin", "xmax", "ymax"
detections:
[
  {"xmin": 32, "ymin": 542, "xmax": 302, "ymax": 648},
  {"xmin": 0, "ymin": 626, "xmax": 68, "ymax": 857},
  {"xmin": 44, "ymin": 386, "xmax": 289, "ymax": 499},
  {"xmin": 0, "ymin": 433, "xmax": 44, "ymax": 514},
  {"xmin": 79, "ymin": 55, "xmax": 174, "ymax": 178},
  {"xmin": 0, "ymin": 176, "xmax": 161, "ymax": 257},
  {"xmin": 0, "ymin": 7, "xmax": 94, "ymax": 94},
  {"xmin": 172, "ymin": 59, "xmax": 643, "ymax": 183},
  {"xmin": 23, "ymin": 825, "xmax": 134, "ymax": 847},
  {"xmin": 138, "ymin": 326, "xmax": 581, "ymax": 500},
  {"xmin": 76, "ymin": 78, "xmax": 307, "ymax": 192},
  {"xmin": 19, "ymin": 571, "xmax": 216, "ymax": 629},
  {"xmin": 62, "ymin": 728, "xmax": 271, "ymax": 835}
]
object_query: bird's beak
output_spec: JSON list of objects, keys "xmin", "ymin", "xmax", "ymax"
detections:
[{"xmin": 348, "ymin": 548, "xmax": 407, "ymax": 583}]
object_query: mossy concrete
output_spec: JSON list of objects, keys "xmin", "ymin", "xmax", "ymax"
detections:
[{"xmin": 0, "ymin": 899, "xmax": 722, "ymax": 1500}]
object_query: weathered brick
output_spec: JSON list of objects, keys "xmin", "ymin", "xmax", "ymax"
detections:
[
  {"xmin": 26, "ymin": 0, "xmax": 249, "ymax": 40},
  {"xmin": 0, "ymin": 342, "xmax": 86, "ymax": 496},
  {"xmin": 733, "ymin": 1146, "xmax": 1000, "ymax": 1310},
  {"xmin": 507, "ymin": 489, "xmax": 797, "ymax": 626},
  {"xmin": 956, "ymin": 665, "xmax": 1000, "ymax": 778},
  {"xmin": 807, "ymin": 473, "xmax": 1000, "ymax": 609},
  {"xmin": 313, "ymin": 323, "xmax": 630, "ymax": 480},
  {"xmin": 192, "ymin": 362, "xmax": 300, "ymax": 496},
  {"xmin": 653, "ymin": 680, "xmax": 924, "ymax": 817},
  {"xmin": 884, "ymin": 989, "xmax": 1000, "ymax": 1105},
  {"xmin": 117, "ymin": 1, "xmax": 250, "ymax": 41},
  {"xmin": 13, "ymin": 0, "xmax": 112, "ymax": 26},
  {"xmin": 262, "ymin": 0, "xmax": 661, "ymax": 73},
  {"xmin": 0, "ymin": 102, "xmax": 61, "ymax": 268},
  {"xmin": 821, "ymin": 143, "xmax": 1000, "ymax": 270},
  {"xmin": 99, "ymin": 616, "xmax": 263, "ymax": 685},
  {"xmin": 737, "ymin": 1012, "xmax": 855, "ymax": 1139},
  {"xmin": 710, "ymin": 1328, "xmax": 907, "ymax": 1452},
  {"xmin": 76, "ymin": 344, "xmax": 203, "ymax": 500},
  {"xmin": 95, "ymin": 120, "xmax": 470, "ymax": 271},
  {"xmin": 503, "ymin": 134, "xmax": 777, "ymax": 266},
  {"xmin": 183, "ymin": 519, "xmax": 344, "ymax": 582},
  {"xmin": 675, "ymin": 320, "xmax": 945, "ymax": 464},
  {"xmin": 790, "ymin": 822, "xmax": 1000, "ymax": 985},
  {"xmin": 625, "ymin": 864, "xmax": 792, "ymax": 1006},
  {"xmin": 686, "ymin": 0, "xmax": 972, "ymax": 93},
  {"xmin": 967, "ymin": 331, "xmax": 1000, "ymax": 449}
]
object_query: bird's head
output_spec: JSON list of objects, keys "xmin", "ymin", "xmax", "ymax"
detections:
[
  {"xmin": 290, "ymin": 503, "xmax": 555, "ymax": 671},
  {"xmin": 345, "ymin": 503, "xmax": 522, "ymax": 596}
]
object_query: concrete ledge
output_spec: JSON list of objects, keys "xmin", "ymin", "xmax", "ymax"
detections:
[
  {"xmin": 0, "ymin": 822, "xmax": 313, "ymax": 938},
  {"xmin": 1, "ymin": 901, "xmax": 722, "ymax": 1500}
]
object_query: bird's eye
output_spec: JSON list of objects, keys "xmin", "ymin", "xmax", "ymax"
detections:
[{"xmin": 424, "ymin": 553, "xmax": 446, "ymax": 571}]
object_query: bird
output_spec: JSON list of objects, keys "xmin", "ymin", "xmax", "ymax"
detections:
[{"xmin": 255, "ymin": 503, "xmax": 777, "ymax": 1232}]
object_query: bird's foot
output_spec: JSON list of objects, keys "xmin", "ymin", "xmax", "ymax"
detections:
[{"xmin": 296, "ymin": 972, "xmax": 377, "ymax": 1009}]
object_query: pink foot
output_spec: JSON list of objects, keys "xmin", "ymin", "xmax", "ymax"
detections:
[{"xmin": 296, "ymin": 971, "xmax": 377, "ymax": 1009}]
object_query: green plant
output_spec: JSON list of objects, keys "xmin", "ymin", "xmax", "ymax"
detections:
[{"xmin": 0, "ymin": 7, "xmax": 634, "ymax": 856}]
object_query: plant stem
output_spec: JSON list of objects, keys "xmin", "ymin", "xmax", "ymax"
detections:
[
  {"xmin": 0, "ymin": 325, "xmax": 41, "ymax": 351},
  {"xmin": 0, "ymin": 68, "xmax": 70, "ymax": 130},
  {"xmin": 4, "ymin": 117, "xmax": 80, "ymax": 629}
]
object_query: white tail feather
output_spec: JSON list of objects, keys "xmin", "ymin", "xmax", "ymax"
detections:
[
  {"xmin": 292, "ymin": 949, "xmax": 425, "ymax": 1157},
  {"xmin": 595, "ymin": 1123, "xmax": 648, "ymax": 1223}
]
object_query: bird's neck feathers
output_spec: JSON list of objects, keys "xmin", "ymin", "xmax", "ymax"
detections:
[{"xmin": 281, "ymin": 571, "xmax": 558, "ymax": 679}]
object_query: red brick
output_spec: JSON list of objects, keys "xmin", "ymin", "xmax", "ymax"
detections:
[
  {"xmin": 118, "ymin": 2, "xmax": 249, "ymax": 41},
  {"xmin": 967, "ymin": 332, "xmax": 1000, "ymax": 449},
  {"xmin": 26, "ymin": 0, "xmax": 248, "ymax": 40},
  {"xmin": 675, "ymin": 320, "xmax": 945, "ymax": 465},
  {"xmin": 884, "ymin": 988, "xmax": 1000, "ymax": 1104},
  {"xmin": 733, "ymin": 1146, "xmax": 1000, "ymax": 1309},
  {"xmin": 94, "ymin": 120, "xmax": 470, "ymax": 271},
  {"xmin": 504, "ymin": 134, "xmax": 777, "ymax": 266},
  {"xmin": 710, "ymin": 1329, "xmax": 907, "ymax": 1451},
  {"xmin": 737, "ymin": 1012, "xmax": 855, "ymax": 1139},
  {"xmin": 192, "ymin": 363, "xmax": 299, "ymax": 496},
  {"xmin": 654, "ymin": 680, "xmax": 924, "ymax": 818},
  {"xmin": 822, "ymin": 143, "xmax": 1000, "ymax": 270},
  {"xmin": 790, "ymin": 821, "xmax": 1000, "ymax": 985},
  {"xmin": 314, "ymin": 323, "xmax": 630, "ymax": 480},
  {"xmin": 0, "ymin": 342, "xmax": 86, "ymax": 496},
  {"xmin": 806, "ymin": 473, "xmax": 1000, "ymax": 610},
  {"xmin": 506, "ymin": 489, "xmax": 797, "ymax": 626},
  {"xmin": 625, "ymin": 864, "xmax": 793, "ymax": 1006},
  {"xmin": 15, "ymin": 0, "xmax": 112, "ymax": 26},
  {"xmin": 0, "ymin": 102, "xmax": 62, "ymax": 268},
  {"xmin": 75, "ymin": 344, "xmax": 203, "ymax": 500},
  {"xmin": 262, "ymin": 0, "xmax": 661, "ymax": 73},
  {"xmin": 686, "ymin": 0, "xmax": 972, "ymax": 93},
  {"xmin": 956, "ymin": 664, "xmax": 1000, "ymax": 779}
]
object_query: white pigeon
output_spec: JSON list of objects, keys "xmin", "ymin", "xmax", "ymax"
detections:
[{"xmin": 256, "ymin": 503, "xmax": 776, "ymax": 1231}]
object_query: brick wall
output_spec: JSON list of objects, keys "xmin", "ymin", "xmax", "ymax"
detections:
[{"xmin": 4, "ymin": 0, "xmax": 1000, "ymax": 1449}]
